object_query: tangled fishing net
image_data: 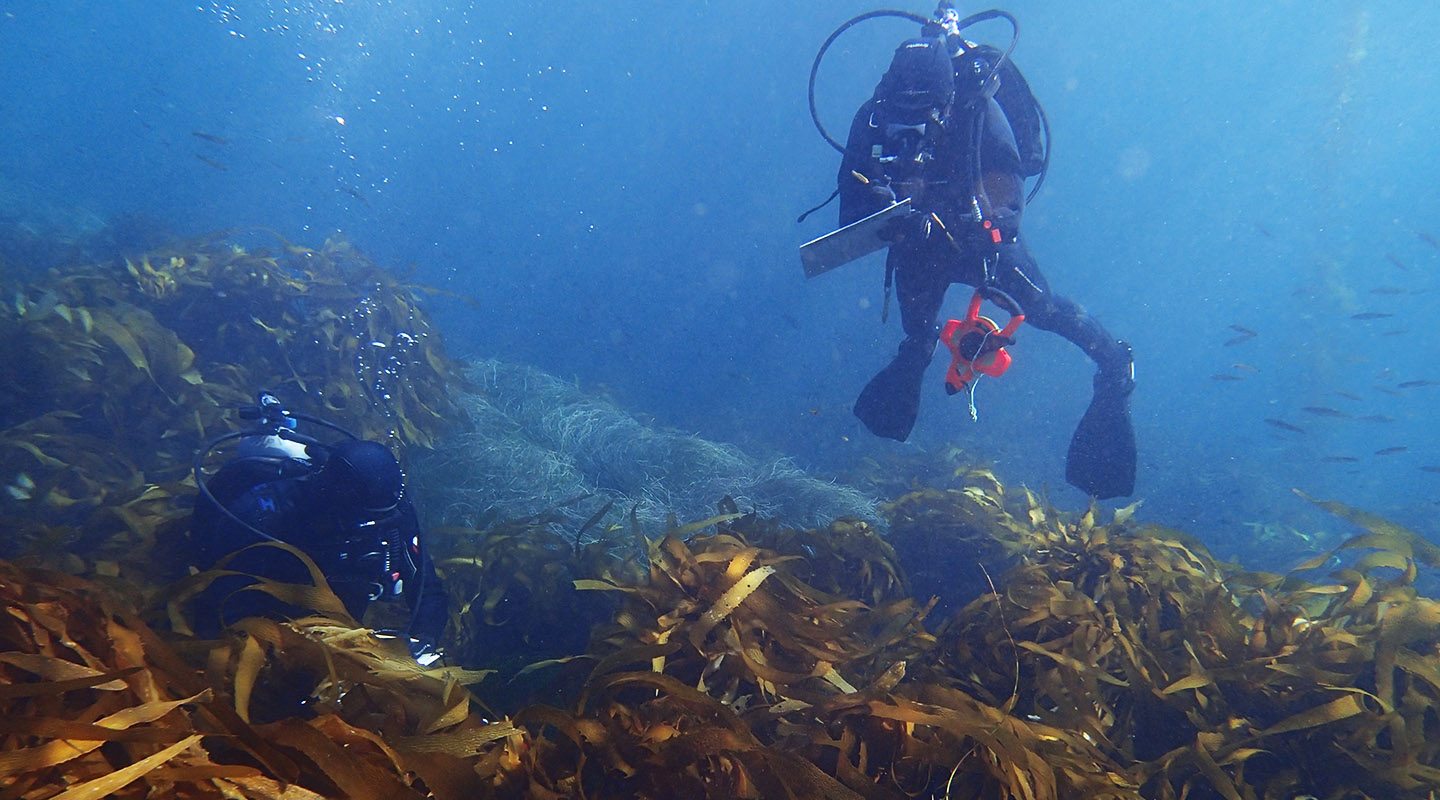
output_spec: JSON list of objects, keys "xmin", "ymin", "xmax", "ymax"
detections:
[{"xmin": 410, "ymin": 359, "xmax": 881, "ymax": 534}]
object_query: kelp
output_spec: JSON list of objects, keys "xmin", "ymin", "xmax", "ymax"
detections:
[
  {"xmin": 0, "ymin": 558, "xmax": 521, "ymax": 800},
  {"xmin": 10, "ymin": 470, "xmax": 1440, "ymax": 798},
  {"xmin": 431, "ymin": 504, "xmax": 633, "ymax": 683},
  {"xmin": 0, "ymin": 231, "xmax": 463, "ymax": 580},
  {"xmin": 581, "ymin": 514, "xmax": 932, "ymax": 701},
  {"xmin": 741, "ymin": 510, "xmax": 910, "ymax": 609},
  {"xmin": 476, "ymin": 507, "xmax": 1139, "ymax": 799},
  {"xmin": 13, "ymin": 232, "xmax": 1440, "ymax": 798},
  {"xmin": 883, "ymin": 467, "xmax": 1082, "ymax": 615},
  {"xmin": 903, "ymin": 475, "xmax": 1440, "ymax": 799}
]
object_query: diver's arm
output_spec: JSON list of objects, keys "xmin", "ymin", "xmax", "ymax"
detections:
[
  {"xmin": 976, "ymin": 97, "xmax": 1026, "ymax": 238},
  {"xmin": 408, "ymin": 551, "xmax": 448, "ymax": 646},
  {"xmin": 838, "ymin": 100, "xmax": 891, "ymax": 227},
  {"xmin": 397, "ymin": 506, "xmax": 448, "ymax": 647}
]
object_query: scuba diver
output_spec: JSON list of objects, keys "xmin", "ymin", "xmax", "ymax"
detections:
[
  {"xmin": 188, "ymin": 391, "xmax": 448, "ymax": 662},
  {"xmin": 807, "ymin": 2, "xmax": 1136, "ymax": 498}
]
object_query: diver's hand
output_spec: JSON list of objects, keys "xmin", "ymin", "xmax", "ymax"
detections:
[
  {"xmin": 408, "ymin": 637, "xmax": 443, "ymax": 666},
  {"xmin": 878, "ymin": 211, "xmax": 925, "ymax": 244},
  {"xmin": 375, "ymin": 628, "xmax": 444, "ymax": 666},
  {"xmin": 869, "ymin": 182, "xmax": 898, "ymax": 205}
]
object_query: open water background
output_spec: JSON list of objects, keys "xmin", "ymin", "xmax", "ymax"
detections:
[{"xmin": 2, "ymin": 0, "xmax": 1438, "ymax": 566}]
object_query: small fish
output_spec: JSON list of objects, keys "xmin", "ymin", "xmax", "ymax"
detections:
[
  {"xmin": 1398, "ymin": 380, "xmax": 1439, "ymax": 389},
  {"xmin": 1422, "ymin": 466, "xmax": 1440, "ymax": 474},
  {"xmin": 1375, "ymin": 386, "xmax": 1402, "ymax": 397},
  {"xmin": 1350, "ymin": 312, "xmax": 1394, "ymax": 320},
  {"xmin": 1376, "ymin": 368, "xmax": 1394, "ymax": 380},
  {"xmin": 1254, "ymin": 223, "xmax": 1273, "ymax": 238},
  {"xmin": 1419, "ymin": 231, "xmax": 1440, "ymax": 252},
  {"xmin": 1225, "ymin": 326, "xmax": 1257, "ymax": 345},
  {"xmin": 1386, "ymin": 253, "xmax": 1409, "ymax": 271},
  {"xmin": 1232, "ymin": 363, "xmax": 1259, "ymax": 372},
  {"xmin": 1321, "ymin": 456, "xmax": 1360, "ymax": 463},
  {"xmin": 194, "ymin": 154, "xmax": 228, "ymax": 171},
  {"xmin": 191, "ymin": 131, "xmax": 230, "ymax": 146},
  {"xmin": 1381, "ymin": 329, "xmax": 1410, "ymax": 336},
  {"xmin": 1210, "ymin": 374, "xmax": 1244, "ymax": 382},
  {"xmin": 6, "ymin": 472, "xmax": 34, "ymax": 500},
  {"xmin": 339, "ymin": 184, "xmax": 369, "ymax": 205},
  {"xmin": 1358, "ymin": 415, "xmax": 1396, "ymax": 423},
  {"xmin": 1370, "ymin": 287, "xmax": 1407, "ymax": 295},
  {"xmin": 1332, "ymin": 390, "xmax": 1364, "ymax": 402},
  {"xmin": 1263, "ymin": 418, "xmax": 1306, "ymax": 434},
  {"xmin": 1375, "ymin": 446, "xmax": 1409, "ymax": 456},
  {"xmin": 1302, "ymin": 406, "xmax": 1352, "ymax": 418}
]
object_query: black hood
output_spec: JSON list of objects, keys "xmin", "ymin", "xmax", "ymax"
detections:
[
  {"xmin": 875, "ymin": 37, "xmax": 955, "ymax": 118},
  {"xmin": 315, "ymin": 439, "xmax": 404, "ymax": 512}
]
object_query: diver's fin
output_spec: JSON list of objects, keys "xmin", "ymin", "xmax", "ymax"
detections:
[
  {"xmin": 854, "ymin": 345, "xmax": 932, "ymax": 441},
  {"xmin": 1065, "ymin": 378, "xmax": 1136, "ymax": 499}
]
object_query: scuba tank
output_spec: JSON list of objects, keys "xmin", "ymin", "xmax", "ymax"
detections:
[{"xmin": 807, "ymin": 4, "xmax": 1050, "ymax": 203}]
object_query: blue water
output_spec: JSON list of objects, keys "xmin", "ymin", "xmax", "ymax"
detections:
[{"xmin": 3, "ymin": 1, "xmax": 1438, "ymax": 564}]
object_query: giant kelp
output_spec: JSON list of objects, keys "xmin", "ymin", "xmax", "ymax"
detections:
[{"xmin": 0, "ymin": 232, "xmax": 461, "ymax": 578}]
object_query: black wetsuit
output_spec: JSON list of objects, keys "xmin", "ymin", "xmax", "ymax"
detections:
[
  {"xmin": 840, "ymin": 59, "xmax": 1133, "ymax": 443},
  {"xmin": 189, "ymin": 455, "xmax": 448, "ymax": 646}
]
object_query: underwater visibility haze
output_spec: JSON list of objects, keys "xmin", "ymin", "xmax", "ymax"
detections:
[
  {"xmin": 4, "ymin": 0, "xmax": 1437, "ymax": 545},
  {"xmin": 2, "ymin": 0, "xmax": 1440, "ymax": 797}
]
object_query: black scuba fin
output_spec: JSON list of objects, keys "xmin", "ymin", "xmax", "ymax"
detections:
[
  {"xmin": 854, "ymin": 343, "xmax": 933, "ymax": 441},
  {"xmin": 1065, "ymin": 374, "xmax": 1136, "ymax": 499}
]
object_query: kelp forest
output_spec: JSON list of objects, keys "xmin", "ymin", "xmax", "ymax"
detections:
[{"xmin": 6, "ymin": 234, "xmax": 1440, "ymax": 800}]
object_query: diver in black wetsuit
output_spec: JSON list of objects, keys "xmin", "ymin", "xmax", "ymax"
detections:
[
  {"xmin": 189, "ymin": 394, "xmax": 448, "ymax": 660},
  {"xmin": 836, "ymin": 6, "xmax": 1136, "ymax": 498}
]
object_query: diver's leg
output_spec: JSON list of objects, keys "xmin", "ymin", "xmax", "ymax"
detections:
[
  {"xmin": 994, "ymin": 240, "xmax": 1136, "ymax": 498},
  {"xmin": 853, "ymin": 246, "xmax": 949, "ymax": 441},
  {"xmin": 994, "ymin": 241, "xmax": 1132, "ymax": 379},
  {"xmin": 894, "ymin": 243, "xmax": 953, "ymax": 341}
]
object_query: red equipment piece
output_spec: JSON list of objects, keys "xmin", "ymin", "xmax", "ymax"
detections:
[{"xmin": 940, "ymin": 289, "xmax": 1024, "ymax": 395}]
